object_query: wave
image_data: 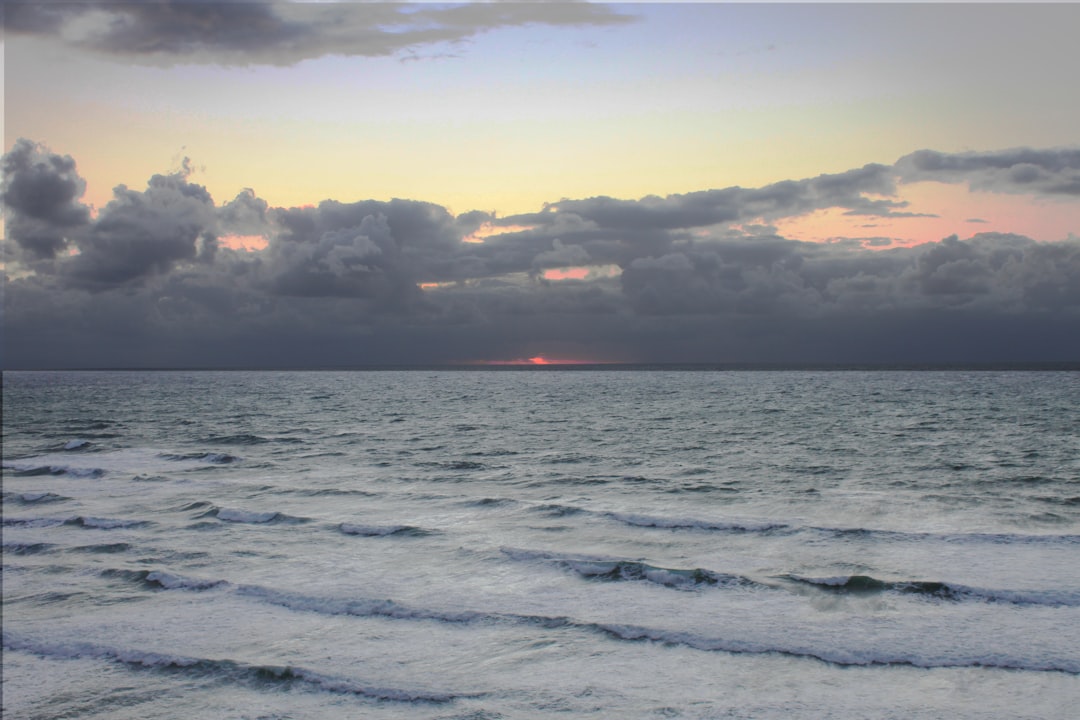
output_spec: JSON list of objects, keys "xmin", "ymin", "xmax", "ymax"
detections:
[
  {"xmin": 3, "ymin": 491, "xmax": 69, "ymax": 505},
  {"xmin": 236, "ymin": 586, "xmax": 486, "ymax": 624},
  {"xmin": 206, "ymin": 582, "xmax": 1080, "ymax": 675},
  {"xmin": 2, "ymin": 542, "xmax": 56, "ymax": 555},
  {"xmin": 146, "ymin": 570, "xmax": 228, "ymax": 591},
  {"xmin": 811, "ymin": 525, "xmax": 1080, "ymax": 546},
  {"xmin": 783, "ymin": 574, "xmax": 1080, "ymax": 607},
  {"xmin": 605, "ymin": 511, "xmax": 790, "ymax": 533},
  {"xmin": 592, "ymin": 509, "xmax": 1080, "ymax": 546},
  {"xmin": 543, "ymin": 455, "xmax": 595, "ymax": 465},
  {"xmin": 2, "ymin": 516, "xmax": 66, "ymax": 528},
  {"xmin": 2, "ymin": 462, "xmax": 105, "ymax": 478},
  {"xmin": 159, "ymin": 452, "xmax": 240, "ymax": 464},
  {"xmin": 68, "ymin": 542, "xmax": 133, "ymax": 554},
  {"xmin": 201, "ymin": 434, "xmax": 269, "ymax": 445},
  {"xmin": 101, "ymin": 568, "xmax": 227, "ymax": 591},
  {"xmin": 529, "ymin": 503, "xmax": 586, "ymax": 518},
  {"xmin": 63, "ymin": 439, "xmax": 93, "ymax": 451},
  {"xmin": 462, "ymin": 497, "xmax": 517, "ymax": 508},
  {"xmin": 64, "ymin": 516, "xmax": 149, "ymax": 530},
  {"xmin": 1, "ymin": 633, "xmax": 470, "ymax": 703},
  {"xmin": 501, "ymin": 548, "xmax": 762, "ymax": 591},
  {"xmin": 173, "ymin": 500, "xmax": 214, "ymax": 512},
  {"xmin": 339, "ymin": 523, "xmax": 433, "ymax": 537},
  {"xmin": 503, "ymin": 545, "xmax": 1080, "ymax": 607},
  {"xmin": 417, "ymin": 460, "xmax": 487, "ymax": 471},
  {"xmin": 212, "ymin": 507, "xmax": 309, "ymax": 524},
  {"xmin": 58, "ymin": 419, "xmax": 114, "ymax": 431},
  {"xmin": 587, "ymin": 623, "xmax": 1079, "ymax": 673},
  {"xmin": 282, "ymin": 488, "xmax": 378, "ymax": 498},
  {"xmin": 664, "ymin": 483, "xmax": 732, "ymax": 494}
]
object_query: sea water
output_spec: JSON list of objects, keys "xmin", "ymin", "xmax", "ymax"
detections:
[{"xmin": 2, "ymin": 369, "xmax": 1078, "ymax": 719}]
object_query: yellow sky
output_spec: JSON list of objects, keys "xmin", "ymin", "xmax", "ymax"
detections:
[{"xmin": 4, "ymin": 3, "xmax": 1079, "ymax": 243}]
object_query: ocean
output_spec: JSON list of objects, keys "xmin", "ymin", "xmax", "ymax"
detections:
[{"xmin": 2, "ymin": 369, "xmax": 1078, "ymax": 719}]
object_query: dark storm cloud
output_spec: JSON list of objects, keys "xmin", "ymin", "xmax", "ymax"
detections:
[
  {"xmin": 3, "ymin": 140, "xmax": 1079, "ymax": 368},
  {"xmin": 896, "ymin": 148, "xmax": 1080, "ymax": 197},
  {"xmin": 263, "ymin": 198, "xmax": 485, "ymax": 297},
  {"xmin": 0, "ymin": 139, "xmax": 91, "ymax": 259},
  {"xmin": 65, "ymin": 163, "xmax": 221, "ymax": 288},
  {"xmin": 618, "ymin": 232, "xmax": 1080, "ymax": 318},
  {"xmin": 2, "ymin": 1, "xmax": 635, "ymax": 66}
]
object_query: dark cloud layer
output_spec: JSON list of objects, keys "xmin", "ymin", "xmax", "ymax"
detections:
[
  {"xmin": 896, "ymin": 148, "xmax": 1080, "ymax": 197},
  {"xmin": 2, "ymin": 140, "xmax": 1078, "ymax": 367},
  {"xmin": 3, "ymin": 1, "xmax": 635, "ymax": 65}
]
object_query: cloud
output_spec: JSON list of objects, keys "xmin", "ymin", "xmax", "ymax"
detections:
[
  {"xmin": 2, "ymin": 1, "xmax": 636, "ymax": 66},
  {"xmin": 66, "ymin": 161, "xmax": 221, "ymax": 288},
  {"xmin": 896, "ymin": 148, "xmax": 1080, "ymax": 197},
  {"xmin": 3, "ymin": 140, "xmax": 1079, "ymax": 367},
  {"xmin": 511, "ymin": 163, "xmax": 898, "ymax": 234},
  {"xmin": 0, "ymin": 138, "xmax": 91, "ymax": 259},
  {"xmin": 532, "ymin": 238, "xmax": 591, "ymax": 270}
]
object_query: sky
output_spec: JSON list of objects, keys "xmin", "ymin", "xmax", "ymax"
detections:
[{"xmin": 2, "ymin": 1, "xmax": 1079, "ymax": 368}]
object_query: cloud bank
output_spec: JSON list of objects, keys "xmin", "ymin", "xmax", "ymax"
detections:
[{"xmin": 2, "ymin": 140, "xmax": 1079, "ymax": 367}]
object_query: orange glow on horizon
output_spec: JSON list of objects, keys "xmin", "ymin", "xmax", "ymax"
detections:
[{"xmin": 473, "ymin": 355, "xmax": 612, "ymax": 366}]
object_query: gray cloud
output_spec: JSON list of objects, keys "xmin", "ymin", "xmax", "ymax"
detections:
[
  {"xmin": 3, "ymin": 140, "xmax": 1078, "ymax": 367},
  {"xmin": 896, "ymin": 148, "xmax": 1080, "ymax": 197},
  {"xmin": 0, "ymin": 138, "xmax": 91, "ymax": 259},
  {"xmin": 67, "ymin": 164, "xmax": 220, "ymax": 288},
  {"xmin": 2, "ymin": 1, "xmax": 635, "ymax": 66},
  {"xmin": 531, "ymin": 239, "xmax": 591, "ymax": 271},
  {"xmin": 510, "ymin": 163, "xmax": 898, "ymax": 234}
]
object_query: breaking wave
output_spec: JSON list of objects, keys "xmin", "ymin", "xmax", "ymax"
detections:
[
  {"xmin": 604, "ymin": 511, "xmax": 791, "ymax": 533},
  {"xmin": 144, "ymin": 579, "xmax": 1080, "ymax": 675},
  {"xmin": 211, "ymin": 507, "xmax": 310, "ymax": 524},
  {"xmin": 783, "ymin": 574, "xmax": 1080, "ymax": 607},
  {"xmin": 3, "ymin": 491, "xmax": 69, "ymax": 505},
  {"xmin": 2, "ymin": 632, "xmax": 472, "ymax": 703},
  {"xmin": 2, "ymin": 462, "xmax": 105, "ymax": 478},
  {"xmin": 501, "ymin": 548, "xmax": 762, "ymax": 591}
]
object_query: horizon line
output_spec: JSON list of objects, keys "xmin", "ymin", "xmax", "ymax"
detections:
[{"xmin": 3, "ymin": 362, "xmax": 1079, "ymax": 373}]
